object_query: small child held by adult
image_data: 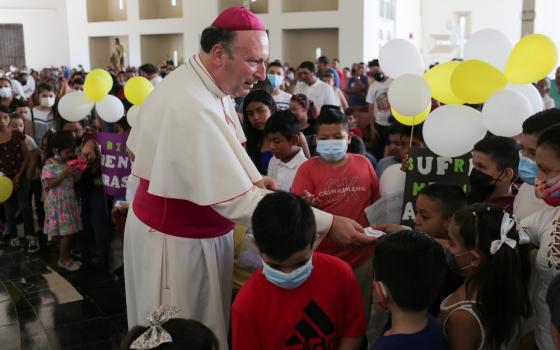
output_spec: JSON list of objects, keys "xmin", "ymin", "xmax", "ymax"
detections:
[
  {"xmin": 122, "ymin": 305, "xmax": 219, "ymax": 350},
  {"xmin": 232, "ymin": 192, "xmax": 366, "ymax": 349},
  {"xmin": 441, "ymin": 204, "xmax": 531, "ymax": 349},
  {"xmin": 265, "ymin": 110, "xmax": 307, "ymax": 191},
  {"xmin": 41, "ymin": 131, "xmax": 83, "ymax": 271},
  {"xmin": 371, "ymin": 230, "xmax": 447, "ymax": 350}
]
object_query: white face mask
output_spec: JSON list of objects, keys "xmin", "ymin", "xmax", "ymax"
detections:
[
  {"xmin": 40, "ymin": 96, "xmax": 55, "ymax": 108},
  {"xmin": 0, "ymin": 86, "xmax": 12, "ymax": 98}
]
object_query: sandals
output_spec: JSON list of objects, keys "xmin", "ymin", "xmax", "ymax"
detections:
[{"xmin": 58, "ymin": 259, "xmax": 82, "ymax": 272}]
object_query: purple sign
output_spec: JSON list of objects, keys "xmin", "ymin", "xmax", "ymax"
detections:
[{"xmin": 97, "ymin": 132, "xmax": 132, "ymax": 197}]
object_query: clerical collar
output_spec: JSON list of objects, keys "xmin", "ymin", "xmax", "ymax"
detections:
[{"xmin": 189, "ymin": 54, "xmax": 227, "ymax": 99}]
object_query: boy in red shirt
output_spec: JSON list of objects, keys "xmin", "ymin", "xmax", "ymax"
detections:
[
  {"xmin": 232, "ymin": 192, "xmax": 366, "ymax": 349},
  {"xmin": 291, "ymin": 108, "xmax": 380, "ymax": 316}
]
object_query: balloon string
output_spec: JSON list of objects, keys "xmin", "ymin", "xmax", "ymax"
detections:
[{"xmin": 409, "ymin": 117, "xmax": 415, "ymax": 149}]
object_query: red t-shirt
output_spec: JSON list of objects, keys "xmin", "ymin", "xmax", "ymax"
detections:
[
  {"xmin": 291, "ymin": 154, "xmax": 380, "ymax": 268},
  {"xmin": 232, "ymin": 253, "xmax": 366, "ymax": 350}
]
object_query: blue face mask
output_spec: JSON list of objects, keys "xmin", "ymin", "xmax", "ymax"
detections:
[
  {"xmin": 262, "ymin": 256, "xmax": 313, "ymax": 289},
  {"xmin": 267, "ymin": 74, "xmax": 283, "ymax": 89},
  {"xmin": 518, "ymin": 152, "xmax": 538, "ymax": 185},
  {"xmin": 316, "ymin": 139, "xmax": 348, "ymax": 162}
]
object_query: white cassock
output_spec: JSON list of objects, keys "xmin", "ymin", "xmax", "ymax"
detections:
[{"xmin": 124, "ymin": 54, "xmax": 334, "ymax": 349}]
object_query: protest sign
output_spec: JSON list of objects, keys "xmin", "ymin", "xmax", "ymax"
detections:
[
  {"xmin": 401, "ymin": 148, "xmax": 471, "ymax": 226},
  {"xmin": 97, "ymin": 132, "xmax": 132, "ymax": 197}
]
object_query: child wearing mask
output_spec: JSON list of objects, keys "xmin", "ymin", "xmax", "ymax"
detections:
[
  {"xmin": 0, "ymin": 105, "xmax": 37, "ymax": 252},
  {"xmin": 32, "ymin": 82, "xmax": 57, "ymax": 145},
  {"xmin": 521, "ymin": 124, "xmax": 560, "ymax": 349},
  {"xmin": 290, "ymin": 94, "xmax": 317, "ymax": 136},
  {"xmin": 267, "ymin": 61, "xmax": 291, "ymax": 110},
  {"xmin": 371, "ymin": 230, "xmax": 447, "ymax": 350},
  {"xmin": 468, "ymin": 136, "xmax": 519, "ymax": 213},
  {"xmin": 441, "ymin": 204, "xmax": 531, "ymax": 350},
  {"xmin": 265, "ymin": 110, "xmax": 307, "ymax": 192},
  {"xmin": 514, "ymin": 108, "xmax": 560, "ymax": 220},
  {"xmin": 42, "ymin": 131, "xmax": 83, "ymax": 271},
  {"xmin": 291, "ymin": 108, "xmax": 380, "ymax": 318},
  {"xmin": 232, "ymin": 192, "xmax": 366, "ymax": 349}
]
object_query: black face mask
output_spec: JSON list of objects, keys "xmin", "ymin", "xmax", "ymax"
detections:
[
  {"xmin": 373, "ymin": 72, "xmax": 385, "ymax": 82},
  {"xmin": 467, "ymin": 168, "xmax": 498, "ymax": 204}
]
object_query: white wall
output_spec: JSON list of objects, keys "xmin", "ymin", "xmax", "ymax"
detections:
[
  {"xmin": 534, "ymin": 0, "xmax": 560, "ymax": 75},
  {"xmin": 0, "ymin": 0, "xmax": 69, "ymax": 68},
  {"xmin": 420, "ymin": 0, "xmax": 523, "ymax": 62}
]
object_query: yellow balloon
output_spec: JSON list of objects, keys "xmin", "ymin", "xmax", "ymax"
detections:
[
  {"xmin": 84, "ymin": 75, "xmax": 108, "ymax": 102},
  {"xmin": 124, "ymin": 77, "xmax": 154, "ymax": 105},
  {"xmin": 505, "ymin": 34, "xmax": 558, "ymax": 84},
  {"xmin": 423, "ymin": 61, "xmax": 464, "ymax": 105},
  {"xmin": 392, "ymin": 103, "xmax": 431, "ymax": 126},
  {"xmin": 450, "ymin": 60, "xmax": 506, "ymax": 104},
  {"xmin": 0, "ymin": 176, "xmax": 13, "ymax": 203},
  {"xmin": 88, "ymin": 69, "xmax": 113, "ymax": 94}
]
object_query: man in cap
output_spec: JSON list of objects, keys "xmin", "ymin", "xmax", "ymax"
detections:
[{"xmin": 124, "ymin": 7, "xmax": 374, "ymax": 347}]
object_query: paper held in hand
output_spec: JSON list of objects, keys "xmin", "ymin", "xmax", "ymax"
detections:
[{"xmin": 364, "ymin": 227, "xmax": 386, "ymax": 238}]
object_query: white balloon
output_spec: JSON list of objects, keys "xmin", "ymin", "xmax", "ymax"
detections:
[
  {"xmin": 506, "ymin": 83, "xmax": 544, "ymax": 114},
  {"xmin": 58, "ymin": 91, "xmax": 94, "ymax": 122},
  {"xmin": 96, "ymin": 94, "xmax": 125, "ymax": 123},
  {"xmin": 388, "ymin": 74, "xmax": 432, "ymax": 116},
  {"xmin": 423, "ymin": 105, "xmax": 487, "ymax": 157},
  {"xmin": 379, "ymin": 39, "xmax": 425, "ymax": 78},
  {"xmin": 126, "ymin": 105, "xmax": 140, "ymax": 128},
  {"xmin": 379, "ymin": 163, "xmax": 406, "ymax": 196},
  {"xmin": 464, "ymin": 29, "xmax": 513, "ymax": 71},
  {"xmin": 482, "ymin": 90, "xmax": 532, "ymax": 137}
]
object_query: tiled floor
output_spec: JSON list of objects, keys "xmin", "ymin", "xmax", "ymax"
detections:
[{"xmin": 0, "ymin": 241, "xmax": 127, "ymax": 349}]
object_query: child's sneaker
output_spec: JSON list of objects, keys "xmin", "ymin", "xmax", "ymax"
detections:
[
  {"xmin": 26, "ymin": 237, "xmax": 40, "ymax": 254},
  {"xmin": 9, "ymin": 237, "xmax": 21, "ymax": 248}
]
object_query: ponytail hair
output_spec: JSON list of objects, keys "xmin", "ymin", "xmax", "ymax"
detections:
[
  {"xmin": 452, "ymin": 204, "xmax": 531, "ymax": 349},
  {"xmin": 291, "ymin": 94, "xmax": 318, "ymax": 120}
]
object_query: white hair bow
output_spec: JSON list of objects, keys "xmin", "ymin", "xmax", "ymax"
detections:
[
  {"xmin": 489, "ymin": 212, "xmax": 517, "ymax": 255},
  {"xmin": 130, "ymin": 305, "xmax": 180, "ymax": 350}
]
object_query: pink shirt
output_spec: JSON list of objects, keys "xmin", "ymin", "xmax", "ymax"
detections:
[{"xmin": 292, "ymin": 154, "xmax": 380, "ymax": 268}]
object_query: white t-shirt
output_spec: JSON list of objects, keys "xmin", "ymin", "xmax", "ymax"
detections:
[
  {"xmin": 272, "ymin": 90, "xmax": 292, "ymax": 111},
  {"xmin": 151, "ymin": 75, "xmax": 163, "ymax": 87},
  {"xmin": 521, "ymin": 207, "xmax": 560, "ymax": 350},
  {"xmin": 31, "ymin": 107, "xmax": 55, "ymax": 144},
  {"xmin": 267, "ymin": 148, "xmax": 307, "ymax": 192},
  {"xmin": 366, "ymin": 79, "xmax": 393, "ymax": 126},
  {"xmin": 513, "ymin": 183, "xmax": 550, "ymax": 220},
  {"xmin": 293, "ymin": 79, "xmax": 337, "ymax": 112}
]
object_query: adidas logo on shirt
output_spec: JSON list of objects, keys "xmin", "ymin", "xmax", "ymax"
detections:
[{"xmin": 284, "ymin": 300, "xmax": 336, "ymax": 348}]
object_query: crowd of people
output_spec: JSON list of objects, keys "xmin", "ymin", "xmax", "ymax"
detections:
[{"xmin": 2, "ymin": 6, "xmax": 560, "ymax": 350}]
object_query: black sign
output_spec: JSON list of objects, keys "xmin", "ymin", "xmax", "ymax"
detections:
[{"xmin": 401, "ymin": 148, "xmax": 472, "ymax": 226}]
